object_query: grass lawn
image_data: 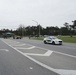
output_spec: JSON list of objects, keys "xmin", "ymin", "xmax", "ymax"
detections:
[
  {"xmin": 57, "ymin": 36, "xmax": 76, "ymax": 43},
  {"xmin": 32, "ymin": 36, "xmax": 76, "ymax": 43},
  {"xmin": 32, "ymin": 37, "xmax": 44, "ymax": 40}
]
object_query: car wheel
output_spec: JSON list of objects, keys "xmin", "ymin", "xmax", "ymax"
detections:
[
  {"xmin": 44, "ymin": 41, "xmax": 47, "ymax": 44},
  {"xmin": 52, "ymin": 41, "xmax": 55, "ymax": 45}
]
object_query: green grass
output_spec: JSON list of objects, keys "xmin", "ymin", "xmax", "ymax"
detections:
[
  {"xmin": 32, "ymin": 36, "xmax": 76, "ymax": 43},
  {"xmin": 32, "ymin": 37, "xmax": 44, "ymax": 40},
  {"xmin": 57, "ymin": 36, "xmax": 76, "ymax": 43}
]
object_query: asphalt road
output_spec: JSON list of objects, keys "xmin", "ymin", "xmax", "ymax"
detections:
[
  {"xmin": 0, "ymin": 37, "xmax": 76, "ymax": 75},
  {"xmin": 15, "ymin": 37, "xmax": 76, "ymax": 56},
  {"xmin": 0, "ymin": 38, "xmax": 59, "ymax": 75}
]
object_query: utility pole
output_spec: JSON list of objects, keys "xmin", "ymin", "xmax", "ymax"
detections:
[{"xmin": 32, "ymin": 20, "xmax": 40, "ymax": 37}]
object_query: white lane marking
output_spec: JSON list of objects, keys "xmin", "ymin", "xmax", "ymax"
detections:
[
  {"xmin": 22, "ymin": 42, "xmax": 76, "ymax": 58},
  {"xmin": 2, "ymin": 39, "xmax": 76, "ymax": 75},
  {"xmin": 2, "ymin": 39, "xmax": 76, "ymax": 58},
  {"xmin": 55, "ymin": 51, "xmax": 76, "ymax": 58},
  {"xmin": 13, "ymin": 44, "xmax": 26, "ymax": 46},
  {"xmin": 1, "ymin": 39, "xmax": 76, "ymax": 74},
  {"xmin": 25, "ymin": 50, "xmax": 53, "ymax": 56},
  {"xmin": 0, "ymin": 49, "xmax": 9, "ymax": 52},
  {"xmin": 44, "ymin": 50, "xmax": 53, "ymax": 56},
  {"xmin": 16, "ymin": 46, "xmax": 35, "ymax": 50},
  {"xmin": 6, "ymin": 40, "xmax": 20, "ymax": 44},
  {"xmin": 55, "ymin": 69, "xmax": 76, "ymax": 75},
  {"xmin": 34, "ymin": 45, "xmax": 76, "ymax": 58},
  {"xmin": 1, "ymin": 39, "xmax": 60, "ymax": 75},
  {"xmin": 24, "ymin": 53, "xmax": 45, "ymax": 56},
  {"xmin": 16, "ymin": 47, "xmax": 29, "ymax": 49},
  {"xmin": 28, "ymin": 46, "xmax": 35, "ymax": 49}
]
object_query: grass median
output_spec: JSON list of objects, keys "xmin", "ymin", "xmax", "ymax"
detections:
[{"xmin": 57, "ymin": 36, "xmax": 76, "ymax": 43}]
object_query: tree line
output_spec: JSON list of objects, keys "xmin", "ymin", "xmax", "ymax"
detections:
[{"xmin": 0, "ymin": 20, "xmax": 76, "ymax": 37}]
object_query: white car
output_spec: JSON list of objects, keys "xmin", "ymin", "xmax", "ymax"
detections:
[{"xmin": 43, "ymin": 36, "xmax": 62, "ymax": 45}]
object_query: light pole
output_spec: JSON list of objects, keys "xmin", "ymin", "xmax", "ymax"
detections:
[{"xmin": 32, "ymin": 20, "xmax": 40, "ymax": 37}]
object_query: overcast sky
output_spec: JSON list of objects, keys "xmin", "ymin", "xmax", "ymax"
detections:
[{"xmin": 0, "ymin": 0, "xmax": 76, "ymax": 30}]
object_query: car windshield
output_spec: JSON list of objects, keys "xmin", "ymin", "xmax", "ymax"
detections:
[
  {"xmin": 48, "ymin": 36, "xmax": 57, "ymax": 39},
  {"xmin": 52, "ymin": 37, "xmax": 57, "ymax": 39}
]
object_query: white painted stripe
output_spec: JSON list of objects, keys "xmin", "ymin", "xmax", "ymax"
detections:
[
  {"xmin": 16, "ymin": 46, "xmax": 35, "ymax": 50},
  {"xmin": 16, "ymin": 47, "xmax": 28, "ymax": 49},
  {"xmin": 3, "ymin": 39, "xmax": 20, "ymax": 45},
  {"xmin": 24, "ymin": 50, "xmax": 53, "ymax": 56},
  {"xmin": 55, "ymin": 69, "xmax": 76, "ymax": 75},
  {"xmin": 23, "ymin": 42, "xmax": 76, "ymax": 58},
  {"xmin": 55, "ymin": 51, "xmax": 76, "ymax": 58},
  {"xmin": 0, "ymin": 49, "xmax": 9, "ymax": 52},
  {"xmin": 24, "ymin": 51, "xmax": 53, "ymax": 56},
  {"xmin": 13, "ymin": 44, "xmax": 26, "ymax": 46},
  {"xmin": 36, "ymin": 46, "xmax": 76, "ymax": 58},
  {"xmin": 27, "ymin": 46, "xmax": 35, "ymax": 49},
  {"xmin": 8, "ymin": 41, "xmax": 19, "ymax": 43},
  {"xmin": 24, "ymin": 53, "xmax": 46, "ymax": 56},
  {"xmin": 44, "ymin": 50, "xmax": 53, "ymax": 56}
]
